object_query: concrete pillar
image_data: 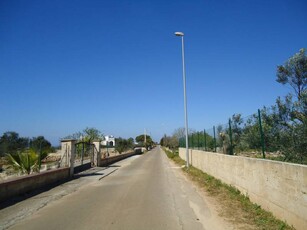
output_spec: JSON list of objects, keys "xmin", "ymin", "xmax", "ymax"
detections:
[
  {"xmin": 93, "ymin": 141, "xmax": 101, "ymax": 167},
  {"xmin": 61, "ymin": 139, "xmax": 76, "ymax": 177}
]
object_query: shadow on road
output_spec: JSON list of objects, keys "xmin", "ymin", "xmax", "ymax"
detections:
[
  {"xmin": 0, "ymin": 166, "xmax": 121, "ymax": 210},
  {"xmin": 0, "ymin": 179, "xmax": 68, "ymax": 210}
]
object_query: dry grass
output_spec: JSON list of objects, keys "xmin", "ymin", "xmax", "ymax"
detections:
[{"xmin": 163, "ymin": 148, "xmax": 295, "ymax": 230}]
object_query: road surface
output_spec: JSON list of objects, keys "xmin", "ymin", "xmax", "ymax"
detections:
[{"xmin": 1, "ymin": 147, "xmax": 232, "ymax": 230}]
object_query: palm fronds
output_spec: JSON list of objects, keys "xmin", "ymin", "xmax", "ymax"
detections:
[{"xmin": 6, "ymin": 151, "xmax": 39, "ymax": 175}]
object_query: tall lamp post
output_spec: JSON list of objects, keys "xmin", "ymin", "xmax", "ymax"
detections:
[{"xmin": 175, "ymin": 31, "xmax": 189, "ymax": 168}]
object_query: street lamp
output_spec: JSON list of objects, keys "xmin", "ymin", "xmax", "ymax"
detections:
[{"xmin": 175, "ymin": 31, "xmax": 189, "ymax": 168}]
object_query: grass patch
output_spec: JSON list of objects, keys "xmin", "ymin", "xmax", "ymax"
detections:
[
  {"xmin": 164, "ymin": 148, "xmax": 185, "ymax": 165},
  {"xmin": 163, "ymin": 148, "xmax": 294, "ymax": 230}
]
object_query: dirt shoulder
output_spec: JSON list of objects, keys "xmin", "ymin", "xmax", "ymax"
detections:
[{"xmin": 163, "ymin": 148, "xmax": 294, "ymax": 230}]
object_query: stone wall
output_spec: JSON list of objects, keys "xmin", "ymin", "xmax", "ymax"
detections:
[
  {"xmin": 0, "ymin": 167, "xmax": 70, "ymax": 202},
  {"xmin": 179, "ymin": 148, "xmax": 307, "ymax": 230}
]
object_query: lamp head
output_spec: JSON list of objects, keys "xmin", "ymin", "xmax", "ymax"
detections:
[{"xmin": 174, "ymin": 32, "xmax": 184, "ymax": 36}]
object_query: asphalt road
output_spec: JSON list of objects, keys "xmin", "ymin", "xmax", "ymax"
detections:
[{"xmin": 2, "ymin": 147, "xmax": 231, "ymax": 230}]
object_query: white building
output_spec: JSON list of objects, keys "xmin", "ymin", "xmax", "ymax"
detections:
[{"xmin": 101, "ymin": 135, "xmax": 115, "ymax": 147}]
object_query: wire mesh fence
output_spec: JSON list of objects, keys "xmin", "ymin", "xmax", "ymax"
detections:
[{"xmin": 179, "ymin": 108, "xmax": 307, "ymax": 164}]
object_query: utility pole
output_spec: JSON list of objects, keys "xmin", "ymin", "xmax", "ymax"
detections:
[{"xmin": 144, "ymin": 128, "xmax": 147, "ymax": 149}]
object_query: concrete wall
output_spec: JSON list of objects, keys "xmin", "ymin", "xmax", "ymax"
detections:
[
  {"xmin": 99, "ymin": 151, "xmax": 137, "ymax": 167},
  {"xmin": 179, "ymin": 148, "xmax": 307, "ymax": 230},
  {"xmin": 0, "ymin": 167, "xmax": 70, "ymax": 203}
]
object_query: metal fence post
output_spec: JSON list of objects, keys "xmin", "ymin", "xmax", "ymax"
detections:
[
  {"xmin": 258, "ymin": 109, "xmax": 266, "ymax": 158},
  {"xmin": 191, "ymin": 133, "xmax": 194, "ymax": 149},
  {"xmin": 228, "ymin": 119, "xmax": 234, "ymax": 155},
  {"xmin": 204, "ymin": 129, "xmax": 207, "ymax": 151},
  {"xmin": 39, "ymin": 141, "xmax": 42, "ymax": 171},
  {"xmin": 197, "ymin": 132, "xmax": 200, "ymax": 149},
  {"xmin": 213, "ymin": 126, "xmax": 217, "ymax": 152},
  {"xmin": 181, "ymin": 137, "xmax": 185, "ymax": 148},
  {"xmin": 81, "ymin": 142, "xmax": 84, "ymax": 165}
]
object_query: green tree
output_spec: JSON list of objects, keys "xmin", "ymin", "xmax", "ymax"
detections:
[
  {"xmin": 275, "ymin": 49, "xmax": 307, "ymax": 163},
  {"xmin": 127, "ymin": 138, "xmax": 134, "ymax": 147},
  {"xmin": 63, "ymin": 131, "xmax": 83, "ymax": 140},
  {"xmin": 277, "ymin": 48, "xmax": 307, "ymax": 100},
  {"xmin": 83, "ymin": 127, "xmax": 103, "ymax": 141},
  {"xmin": 162, "ymin": 135, "xmax": 179, "ymax": 150},
  {"xmin": 0, "ymin": 132, "xmax": 29, "ymax": 156},
  {"xmin": 230, "ymin": 114, "xmax": 243, "ymax": 151},
  {"xmin": 63, "ymin": 127, "xmax": 103, "ymax": 142},
  {"xmin": 172, "ymin": 128, "xmax": 185, "ymax": 140},
  {"xmin": 241, "ymin": 114, "xmax": 261, "ymax": 150},
  {"xmin": 115, "ymin": 137, "xmax": 133, "ymax": 154},
  {"xmin": 30, "ymin": 136, "xmax": 53, "ymax": 164},
  {"xmin": 270, "ymin": 95, "xmax": 307, "ymax": 162},
  {"xmin": 30, "ymin": 136, "xmax": 52, "ymax": 152},
  {"xmin": 135, "ymin": 134, "xmax": 153, "ymax": 148}
]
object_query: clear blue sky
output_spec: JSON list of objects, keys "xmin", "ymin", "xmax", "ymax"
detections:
[{"xmin": 1, "ymin": 0, "xmax": 306, "ymax": 145}]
